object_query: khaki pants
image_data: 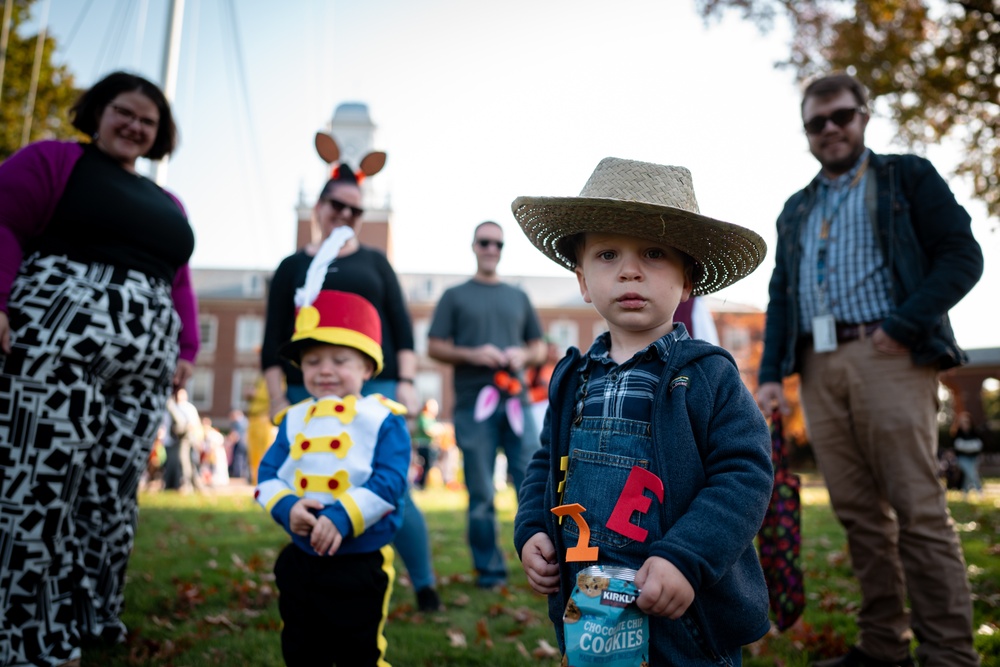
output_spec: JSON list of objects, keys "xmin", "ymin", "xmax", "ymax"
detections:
[{"xmin": 801, "ymin": 339, "xmax": 979, "ymax": 666}]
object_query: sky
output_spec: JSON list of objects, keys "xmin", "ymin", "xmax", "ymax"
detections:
[{"xmin": 21, "ymin": 0, "xmax": 999, "ymax": 350}]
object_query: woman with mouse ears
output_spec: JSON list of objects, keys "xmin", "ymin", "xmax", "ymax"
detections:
[{"xmin": 260, "ymin": 133, "xmax": 442, "ymax": 613}]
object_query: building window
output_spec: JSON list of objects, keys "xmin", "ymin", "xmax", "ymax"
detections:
[
  {"xmin": 235, "ymin": 315, "xmax": 264, "ymax": 353},
  {"xmin": 408, "ymin": 278, "xmax": 435, "ymax": 304},
  {"xmin": 243, "ymin": 273, "xmax": 265, "ymax": 298},
  {"xmin": 413, "ymin": 317, "xmax": 430, "ymax": 357},
  {"xmin": 592, "ymin": 320, "xmax": 608, "ymax": 342},
  {"xmin": 414, "ymin": 370, "xmax": 442, "ymax": 408},
  {"xmin": 232, "ymin": 369, "xmax": 259, "ymax": 412},
  {"xmin": 199, "ymin": 315, "xmax": 218, "ymax": 353},
  {"xmin": 722, "ymin": 326, "xmax": 751, "ymax": 354},
  {"xmin": 190, "ymin": 369, "xmax": 214, "ymax": 412},
  {"xmin": 548, "ymin": 320, "xmax": 579, "ymax": 350}
]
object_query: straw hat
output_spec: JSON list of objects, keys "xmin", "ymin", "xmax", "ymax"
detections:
[
  {"xmin": 279, "ymin": 290, "xmax": 384, "ymax": 374},
  {"xmin": 511, "ymin": 157, "xmax": 767, "ymax": 295}
]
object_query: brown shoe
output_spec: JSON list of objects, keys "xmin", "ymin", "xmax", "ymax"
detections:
[{"xmin": 813, "ymin": 646, "xmax": 914, "ymax": 667}]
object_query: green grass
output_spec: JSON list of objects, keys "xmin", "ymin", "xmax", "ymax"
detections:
[{"xmin": 82, "ymin": 478, "xmax": 1000, "ymax": 666}]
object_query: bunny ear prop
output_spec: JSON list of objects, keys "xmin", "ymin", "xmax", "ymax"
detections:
[
  {"xmin": 315, "ymin": 132, "xmax": 340, "ymax": 164},
  {"xmin": 474, "ymin": 385, "xmax": 501, "ymax": 423},
  {"xmin": 359, "ymin": 151, "xmax": 387, "ymax": 176},
  {"xmin": 505, "ymin": 397, "xmax": 524, "ymax": 437}
]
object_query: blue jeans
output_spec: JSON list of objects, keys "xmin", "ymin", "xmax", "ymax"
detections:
[
  {"xmin": 453, "ymin": 400, "xmax": 539, "ymax": 586},
  {"xmin": 287, "ymin": 380, "xmax": 436, "ymax": 592},
  {"xmin": 956, "ymin": 455, "xmax": 982, "ymax": 493},
  {"xmin": 557, "ymin": 416, "xmax": 739, "ymax": 665}
]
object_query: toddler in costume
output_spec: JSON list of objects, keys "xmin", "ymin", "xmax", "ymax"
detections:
[
  {"xmin": 256, "ymin": 289, "xmax": 410, "ymax": 666},
  {"xmin": 512, "ymin": 157, "xmax": 774, "ymax": 665}
]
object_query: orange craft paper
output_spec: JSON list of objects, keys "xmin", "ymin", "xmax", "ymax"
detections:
[{"xmin": 551, "ymin": 503, "xmax": 599, "ymax": 562}]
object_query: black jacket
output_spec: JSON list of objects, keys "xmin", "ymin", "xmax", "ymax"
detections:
[{"xmin": 760, "ymin": 151, "xmax": 983, "ymax": 383}]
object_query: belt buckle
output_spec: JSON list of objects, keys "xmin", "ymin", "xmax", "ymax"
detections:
[{"xmin": 856, "ymin": 321, "xmax": 881, "ymax": 341}]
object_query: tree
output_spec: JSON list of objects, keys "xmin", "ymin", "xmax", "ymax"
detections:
[
  {"xmin": 0, "ymin": 0, "xmax": 80, "ymax": 161},
  {"xmin": 696, "ymin": 0, "xmax": 1000, "ymax": 220}
]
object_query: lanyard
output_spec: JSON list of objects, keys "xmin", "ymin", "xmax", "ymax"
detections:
[{"xmin": 815, "ymin": 156, "xmax": 869, "ymax": 305}]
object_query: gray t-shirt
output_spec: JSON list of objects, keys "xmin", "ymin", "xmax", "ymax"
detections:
[{"xmin": 428, "ymin": 279, "xmax": 543, "ymax": 408}]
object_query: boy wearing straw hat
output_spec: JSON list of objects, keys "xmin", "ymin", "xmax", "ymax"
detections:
[
  {"xmin": 512, "ymin": 157, "xmax": 774, "ymax": 664},
  {"xmin": 255, "ymin": 289, "xmax": 410, "ymax": 667}
]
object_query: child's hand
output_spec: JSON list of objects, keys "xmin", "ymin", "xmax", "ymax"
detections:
[
  {"xmin": 289, "ymin": 498, "xmax": 322, "ymax": 536},
  {"xmin": 520, "ymin": 532, "xmax": 560, "ymax": 595},
  {"xmin": 634, "ymin": 556, "xmax": 694, "ymax": 619},
  {"xmin": 310, "ymin": 516, "xmax": 343, "ymax": 556}
]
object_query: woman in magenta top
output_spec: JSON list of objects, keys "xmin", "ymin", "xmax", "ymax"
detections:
[{"xmin": 0, "ymin": 71, "xmax": 198, "ymax": 666}]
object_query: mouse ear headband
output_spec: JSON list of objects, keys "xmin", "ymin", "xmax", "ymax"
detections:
[
  {"xmin": 314, "ymin": 132, "xmax": 387, "ymax": 184},
  {"xmin": 300, "ymin": 133, "xmax": 389, "ymax": 310}
]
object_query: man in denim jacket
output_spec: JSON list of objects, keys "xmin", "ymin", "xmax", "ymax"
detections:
[
  {"xmin": 512, "ymin": 157, "xmax": 774, "ymax": 665},
  {"xmin": 757, "ymin": 73, "xmax": 983, "ymax": 667}
]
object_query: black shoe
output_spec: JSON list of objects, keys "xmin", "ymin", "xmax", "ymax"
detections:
[
  {"xmin": 814, "ymin": 646, "xmax": 914, "ymax": 667},
  {"xmin": 416, "ymin": 586, "xmax": 442, "ymax": 612}
]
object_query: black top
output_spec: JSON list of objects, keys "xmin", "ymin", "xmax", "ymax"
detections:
[
  {"xmin": 261, "ymin": 245, "xmax": 415, "ymax": 386},
  {"xmin": 29, "ymin": 143, "xmax": 194, "ymax": 282}
]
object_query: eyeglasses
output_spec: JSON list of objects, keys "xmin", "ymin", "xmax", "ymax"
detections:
[
  {"xmin": 325, "ymin": 198, "xmax": 364, "ymax": 218},
  {"xmin": 475, "ymin": 239, "xmax": 504, "ymax": 250},
  {"xmin": 109, "ymin": 104, "xmax": 158, "ymax": 130},
  {"xmin": 803, "ymin": 106, "xmax": 866, "ymax": 135}
]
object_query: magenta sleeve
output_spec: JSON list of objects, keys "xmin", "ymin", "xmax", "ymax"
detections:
[
  {"xmin": 172, "ymin": 263, "xmax": 200, "ymax": 363},
  {"xmin": 162, "ymin": 189, "xmax": 199, "ymax": 363},
  {"xmin": 0, "ymin": 141, "xmax": 83, "ymax": 312}
]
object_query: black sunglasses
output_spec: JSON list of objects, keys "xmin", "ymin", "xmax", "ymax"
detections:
[
  {"xmin": 325, "ymin": 198, "xmax": 364, "ymax": 218},
  {"xmin": 803, "ymin": 106, "xmax": 866, "ymax": 135},
  {"xmin": 475, "ymin": 239, "xmax": 504, "ymax": 250}
]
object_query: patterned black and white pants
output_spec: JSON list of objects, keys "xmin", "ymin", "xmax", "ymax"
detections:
[{"xmin": 0, "ymin": 255, "xmax": 179, "ymax": 666}]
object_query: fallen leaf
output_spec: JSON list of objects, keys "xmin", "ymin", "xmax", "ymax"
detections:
[
  {"xmin": 476, "ymin": 618, "xmax": 494, "ymax": 647},
  {"xmin": 505, "ymin": 606, "xmax": 540, "ymax": 625},
  {"xmin": 532, "ymin": 639, "xmax": 560, "ymax": 659},
  {"xmin": 446, "ymin": 627, "xmax": 467, "ymax": 648},
  {"xmin": 205, "ymin": 614, "xmax": 239, "ymax": 631}
]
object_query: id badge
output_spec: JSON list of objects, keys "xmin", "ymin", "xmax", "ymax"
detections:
[{"xmin": 812, "ymin": 314, "xmax": 838, "ymax": 353}]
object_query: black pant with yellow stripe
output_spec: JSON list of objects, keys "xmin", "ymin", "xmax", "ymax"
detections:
[{"xmin": 275, "ymin": 542, "xmax": 395, "ymax": 667}]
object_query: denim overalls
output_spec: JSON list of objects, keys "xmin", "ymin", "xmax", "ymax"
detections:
[{"xmin": 558, "ymin": 379, "xmax": 741, "ymax": 666}]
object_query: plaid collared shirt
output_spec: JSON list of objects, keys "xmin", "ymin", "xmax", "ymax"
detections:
[
  {"xmin": 574, "ymin": 327, "xmax": 685, "ymax": 422},
  {"xmin": 798, "ymin": 149, "xmax": 894, "ymax": 331}
]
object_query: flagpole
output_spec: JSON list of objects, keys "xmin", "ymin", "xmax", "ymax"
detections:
[
  {"xmin": 152, "ymin": 0, "xmax": 184, "ymax": 185},
  {"xmin": 0, "ymin": 0, "xmax": 14, "ymax": 105}
]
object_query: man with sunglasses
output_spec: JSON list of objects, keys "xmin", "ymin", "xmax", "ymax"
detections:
[
  {"xmin": 757, "ymin": 73, "xmax": 982, "ymax": 667},
  {"xmin": 428, "ymin": 221, "xmax": 546, "ymax": 590}
]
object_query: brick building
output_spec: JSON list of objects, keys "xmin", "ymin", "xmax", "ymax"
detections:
[{"xmin": 190, "ymin": 263, "xmax": 768, "ymax": 425}]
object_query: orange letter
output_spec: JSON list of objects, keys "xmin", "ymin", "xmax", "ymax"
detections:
[{"xmin": 551, "ymin": 503, "xmax": 599, "ymax": 562}]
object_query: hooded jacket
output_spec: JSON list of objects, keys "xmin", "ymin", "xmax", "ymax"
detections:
[{"xmin": 514, "ymin": 336, "xmax": 773, "ymax": 654}]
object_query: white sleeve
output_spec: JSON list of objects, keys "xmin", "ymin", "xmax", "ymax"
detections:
[{"xmin": 691, "ymin": 298, "xmax": 720, "ymax": 345}]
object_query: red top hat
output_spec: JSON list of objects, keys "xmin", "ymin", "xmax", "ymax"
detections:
[{"xmin": 279, "ymin": 290, "xmax": 384, "ymax": 375}]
